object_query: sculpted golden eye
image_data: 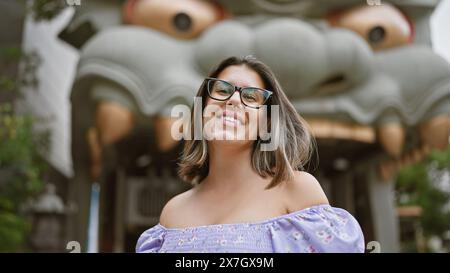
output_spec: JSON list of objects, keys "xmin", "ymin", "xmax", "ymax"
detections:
[
  {"xmin": 367, "ymin": 25, "xmax": 386, "ymax": 44},
  {"xmin": 173, "ymin": 12, "xmax": 192, "ymax": 32},
  {"xmin": 124, "ymin": 0, "xmax": 225, "ymax": 40},
  {"xmin": 327, "ymin": 3, "xmax": 414, "ymax": 51}
]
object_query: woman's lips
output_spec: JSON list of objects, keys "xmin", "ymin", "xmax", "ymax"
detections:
[
  {"xmin": 221, "ymin": 110, "xmax": 244, "ymax": 127},
  {"xmin": 223, "ymin": 115, "xmax": 243, "ymax": 126}
]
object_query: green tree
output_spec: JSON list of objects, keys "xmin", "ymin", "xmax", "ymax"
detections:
[
  {"xmin": 0, "ymin": 107, "xmax": 48, "ymax": 251},
  {"xmin": 0, "ymin": 45, "xmax": 48, "ymax": 251},
  {"xmin": 396, "ymin": 145, "xmax": 450, "ymax": 251},
  {"xmin": 0, "ymin": 0, "xmax": 66, "ymax": 252}
]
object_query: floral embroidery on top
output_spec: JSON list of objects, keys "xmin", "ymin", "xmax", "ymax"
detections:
[{"xmin": 136, "ymin": 204, "xmax": 365, "ymax": 253}]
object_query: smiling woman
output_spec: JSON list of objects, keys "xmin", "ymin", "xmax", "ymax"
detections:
[{"xmin": 136, "ymin": 56, "xmax": 365, "ymax": 253}]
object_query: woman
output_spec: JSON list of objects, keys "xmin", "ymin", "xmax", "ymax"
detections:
[{"xmin": 136, "ymin": 56, "xmax": 365, "ymax": 253}]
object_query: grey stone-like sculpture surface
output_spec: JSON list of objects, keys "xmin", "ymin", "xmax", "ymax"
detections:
[{"xmin": 73, "ymin": 5, "xmax": 450, "ymax": 127}]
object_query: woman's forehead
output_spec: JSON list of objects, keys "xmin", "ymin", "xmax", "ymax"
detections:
[{"xmin": 217, "ymin": 65, "xmax": 265, "ymax": 88}]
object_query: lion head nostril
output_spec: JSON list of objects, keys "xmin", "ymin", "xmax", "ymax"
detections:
[
  {"xmin": 368, "ymin": 26, "xmax": 386, "ymax": 43},
  {"xmin": 173, "ymin": 12, "xmax": 192, "ymax": 32},
  {"xmin": 313, "ymin": 74, "xmax": 348, "ymax": 96},
  {"xmin": 321, "ymin": 74, "xmax": 346, "ymax": 86}
]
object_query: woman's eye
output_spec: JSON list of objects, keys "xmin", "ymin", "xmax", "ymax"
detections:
[
  {"xmin": 212, "ymin": 85, "xmax": 232, "ymax": 95},
  {"xmin": 243, "ymin": 93, "xmax": 257, "ymax": 101},
  {"xmin": 217, "ymin": 89, "xmax": 230, "ymax": 95},
  {"xmin": 327, "ymin": 3, "xmax": 413, "ymax": 51}
]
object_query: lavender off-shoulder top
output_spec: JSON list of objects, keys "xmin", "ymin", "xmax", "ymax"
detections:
[{"xmin": 136, "ymin": 204, "xmax": 365, "ymax": 253}]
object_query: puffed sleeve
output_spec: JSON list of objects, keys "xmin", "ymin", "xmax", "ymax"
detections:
[
  {"xmin": 136, "ymin": 224, "xmax": 166, "ymax": 253},
  {"xmin": 269, "ymin": 205, "xmax": 365, "ymax": 253}
]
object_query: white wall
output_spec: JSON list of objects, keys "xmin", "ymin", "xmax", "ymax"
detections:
[{"xmin": 21, "ymin": 8, "xmax": 77, "ymax": 178}]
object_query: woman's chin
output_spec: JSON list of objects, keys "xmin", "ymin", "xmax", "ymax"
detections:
[{"xmin": 205, "ymin": 130, "xmax": 253, "ymax": 144}]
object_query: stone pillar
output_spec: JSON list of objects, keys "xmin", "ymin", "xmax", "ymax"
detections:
[{"xmin": 367, "ymin": 164, "xmax": 400, "ymax": 252}]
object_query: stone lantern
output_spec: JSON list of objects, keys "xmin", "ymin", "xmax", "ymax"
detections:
[{"xmin": 27, "ymin": 183, "xmax": 68, "ymax": 252}]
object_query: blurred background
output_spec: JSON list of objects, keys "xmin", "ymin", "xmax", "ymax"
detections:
[{"xmin": 0, "ymin": 0, "xmax": 449, "ymax": 253}]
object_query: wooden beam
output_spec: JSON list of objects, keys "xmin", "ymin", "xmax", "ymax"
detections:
[{"xmin": 305, "ymin": 118, "xmax": 376, "ymax": 143}]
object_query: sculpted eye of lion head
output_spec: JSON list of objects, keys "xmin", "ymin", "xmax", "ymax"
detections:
[
  {"xmin": 123, "ymin": 0, "xmax": 227, "ymax": 39},
  {"xmin": 327, "ymin": 3, "xmax": 414, "ymax": 51}
]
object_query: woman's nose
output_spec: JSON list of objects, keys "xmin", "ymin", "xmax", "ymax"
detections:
[{"xmin": 226, "ymin": 90, "xmax": 242, "ymax": 106}]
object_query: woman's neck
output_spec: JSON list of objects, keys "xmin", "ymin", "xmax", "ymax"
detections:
[{"xmin": 200, "ymin": 141, "xmax": 269, "ymax": 194}]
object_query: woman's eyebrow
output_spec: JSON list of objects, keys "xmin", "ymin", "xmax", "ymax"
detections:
[{"xmin": 222, "ymin": 79, "xmax": 259, "ymax": 88}]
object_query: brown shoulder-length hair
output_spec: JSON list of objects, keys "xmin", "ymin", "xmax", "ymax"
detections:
[{"xmin": 178, "ymin": 55, "xmax": 316, "ymax": 189}]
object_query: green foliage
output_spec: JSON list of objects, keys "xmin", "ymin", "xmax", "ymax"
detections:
[
  {"xmin": 0, "ymin": 46, "xmax": 47, "ymax": 251},
  {"xmin": 0, "ymin": 210, "xmax": 30, "ymax": 252},
  {"xmin": 429, "ymin": 145, "xmax": 450, "ymax": 169},
  {"xmin": 0, "ymin": 47, "xmax": 22, "ymax": 96},
  {"xmin": 28, "ymin": 0, "xmax": 66, "ymax": 21},
  {"xmin": 0, "ymin": 109, "xmax": 47, "ymax": 196},
  {"xmin": 0, "ymin": 105, "xmax": 48, "ymax": 252},
  {"xmin": 396, "ymin": 145, "xmax": 450, "ymax": 241}
]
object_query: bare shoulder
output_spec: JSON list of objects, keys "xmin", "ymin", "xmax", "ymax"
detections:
[
  {"xmin": 282, "ymin": 171, "xmax": 329, "ymax": 213},
  {"xmin": 159, "ymin": 188, "xmax": 195, "ymax": 227}
]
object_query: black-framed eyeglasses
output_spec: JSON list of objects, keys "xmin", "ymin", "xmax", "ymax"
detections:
[{"xmin": 205, "ymin": 77, "xmax": 273, "ymax": 109}]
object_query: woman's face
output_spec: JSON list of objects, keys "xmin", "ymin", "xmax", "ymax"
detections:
[{"xmin": 203, "ymin": 65, "xmax": 266, "ymax": 144}]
